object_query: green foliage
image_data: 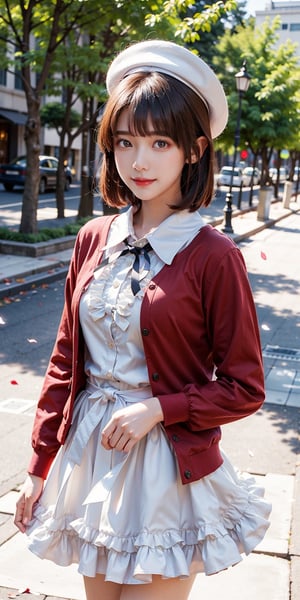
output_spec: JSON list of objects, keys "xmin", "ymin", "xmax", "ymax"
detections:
[
  {"xmin": 213, "ymin": 17, "xmax": 300, "ymax": 170},
  {"xmin": 0, "ymin": 219, "xmax": 90, "ymax": 243},
  {"xmin": 41, "ymin": 103, "xmax": 81, "ymax": 131},
  {"xmin": 181, "ymin": 0, "xmax": 247, "ymax": 67},
  {"xmin": 146, "ymin": 0, "xmax": 238, "ymax": 41}
]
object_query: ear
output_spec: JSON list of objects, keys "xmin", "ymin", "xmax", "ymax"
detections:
[{"xmin": 190, "ymin": 136, "xmax": 208, "ymax": 164}]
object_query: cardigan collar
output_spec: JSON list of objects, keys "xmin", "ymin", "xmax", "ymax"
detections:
[{"xmin": 101, "ymin": 207, "xmax": 206, "ymax": 265}]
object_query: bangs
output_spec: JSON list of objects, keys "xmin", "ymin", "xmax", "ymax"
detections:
[
  {"xmin": 118, "ymin": 89, "xmax": 179, "ymax": 142},
  {"xmin": 121, "ymin": 103, "xmax": 175, "ymax": 140},
  {"xmin": 103, "ymin": 72, "xmax": 191, "ymax": 149}
]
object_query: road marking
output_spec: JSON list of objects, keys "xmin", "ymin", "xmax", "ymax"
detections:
[{"xmin": 0, "ymin": 398, "xmax": 36, "ymax": 414}]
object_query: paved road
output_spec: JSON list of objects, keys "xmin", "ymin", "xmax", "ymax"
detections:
[{"xmin": 0, "ymin": 181, "xmax": 262, "ymax": 228}]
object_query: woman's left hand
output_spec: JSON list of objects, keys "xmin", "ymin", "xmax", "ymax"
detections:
[{"xmin": 101, "ymin": 397, "xmax": 163, "ymax": 452}]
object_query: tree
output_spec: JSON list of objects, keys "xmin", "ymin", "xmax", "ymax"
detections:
[
  {"xmin": 0, "ymin": 0, "xmax": 239, "ymax": 231},
  {"xmin": 0, "ymin": 0, "xmax": 104, "ymax": 232},
  {"xmin": 213, "ymin": 17, "xmax": 300, "ymax": 186}
]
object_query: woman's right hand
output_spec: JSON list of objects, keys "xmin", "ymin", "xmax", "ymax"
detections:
[{"xmin": 14, "ymin": 474, "xmax": 44, "ymax": 533}]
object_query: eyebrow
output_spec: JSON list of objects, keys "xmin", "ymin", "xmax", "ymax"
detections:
[{"xmin": 113, "ymin": 129, "xmax": 170, "ymax": 137}]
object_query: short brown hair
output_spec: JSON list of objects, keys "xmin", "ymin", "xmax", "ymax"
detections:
[{"xmin": 98, "ymin": 71, "xmax": 215, "ymax": 211}]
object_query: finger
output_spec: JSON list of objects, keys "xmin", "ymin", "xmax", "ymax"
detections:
[
  {"xmin": 22, "ymin": 498, "xmax": 34, "ymax": 527},
  {"xmin": 15, "ymin": 517, "xmax": 27, "ymax": 533},
  {"xmin": 14, "ymin": 497, "xmax": 25, "ymax": 532},
  {"xmin": 101, "ymin": 422, "xmax": 118, "ymax": 449},
  {"xmin": 112, "ymin": 431, "xmax": 135, "ymax": 453},
  {"xmin": 14, "ymin": 511, "xmax": 27, "ymax": 533}
]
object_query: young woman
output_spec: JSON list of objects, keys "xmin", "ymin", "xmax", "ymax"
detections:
[{"xmin": 14, "ymin": 40, "xmax": 271, "ymax": 600}]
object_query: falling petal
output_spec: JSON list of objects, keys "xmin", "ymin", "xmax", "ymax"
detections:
[
  {"xmin": 260, "ymin": 251, "xmax": 267, "ymax": 260},
  {"xmin": 0, "ymin": 316, "xmax": 5, "ymax": 325},
  {"xmin": 262, "ymin": 323, "xmax": 270, "ymax": 331},
  {"xmin": 248, "ymin": 449, "xmax": 254, "ymax": 457},
  {"xmin": 27, "ymin": 338, "xmax": 37, "ymax": 344}
]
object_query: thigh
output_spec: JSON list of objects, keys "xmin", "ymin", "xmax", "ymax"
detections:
[
  {"xmin": 120, "ymin": 575, "xmax": 196, "ymax": 600},
  {"xmin": 83, "ymin": 574, "xmax": 121, "ymax": 600}
]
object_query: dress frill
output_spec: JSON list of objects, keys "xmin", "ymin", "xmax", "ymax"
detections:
[{"xmin": 26, "ymin": 384, "xmax": 271, "ymax": 585}]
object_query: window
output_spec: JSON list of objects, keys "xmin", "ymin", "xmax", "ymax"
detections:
[
  {"xmin": 0, "ymin": 70, "xmax": 7, "ymax": 85},
  {"xmin": 281, "ymin": 23, "xmax": 288, "ymax": 30},
  {"xmin": 290, "ymin": 23, "xmax": 300, "ymax": 31},
  {"xmin": 14, "ymin": 69, "xmax": 24, "ymax": 90}
]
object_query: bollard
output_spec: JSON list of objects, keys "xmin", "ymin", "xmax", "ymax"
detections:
[
  {"xmin": 283, "ymin": 181, "xmax": 293, "ymax": 209},
  {"xmin": 257, "ymin": 187, "xmax": 272, "ymax": 221}
]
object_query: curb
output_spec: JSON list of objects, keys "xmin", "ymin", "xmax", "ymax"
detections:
[
  {"xmin": 0, "ymin": 260, "xmax": 70, "ymax": 299},
  {"xmin": 0, "ymin": 235, "xmax": 76, "ymax": 258}
]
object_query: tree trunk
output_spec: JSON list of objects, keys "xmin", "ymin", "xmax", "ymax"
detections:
[
  {"xmin": 86, "ymin": 97, "xmax": 97, "ymax": 216},
  {"xmin": 20, "ymin": 98, "xmax": 41, "ymax": 233},
  {"xmin": 56, "ymin": 134, "xmax": 66, "ymax": 218},
  {"xmin": 78, "ymin": 99, "xmax": 92, "ymax": 219},
  {"xmin": 248, "ymin": 153, "xmax": 258, "ymax": 207},
  {"xmin": 273, "ymin": 150, "xmax": 281, "ymax": 199}
]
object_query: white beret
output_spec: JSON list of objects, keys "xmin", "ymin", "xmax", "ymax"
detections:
[{"xmin": 106, "ymin": 39, "xmax": 228, "ymax": 139}]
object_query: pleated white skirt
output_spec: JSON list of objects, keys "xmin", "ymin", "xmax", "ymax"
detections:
[{"xmin": 26, "ymin": 380, "xmax": 271, "ymax": 585}]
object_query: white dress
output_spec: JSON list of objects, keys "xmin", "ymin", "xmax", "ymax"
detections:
[{"xmin": 26, "ymin": 210, "xmax": 271, "ymax": 584}]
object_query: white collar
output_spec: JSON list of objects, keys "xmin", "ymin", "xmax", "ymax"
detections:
[{"xmin": 103, "ymin": 206, "xmax": 206, "ymax": 265}]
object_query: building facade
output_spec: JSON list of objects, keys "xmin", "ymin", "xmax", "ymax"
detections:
[
  {"xmin": 255, "ymin": 1, "xmax": 300, "ymax": 58},
  {"xmin": 0, "ymin": 67, "xmax": 82, "ymax": 178}
]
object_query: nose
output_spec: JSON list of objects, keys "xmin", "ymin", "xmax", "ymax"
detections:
[{"xmin": 132, "ymin": 147, "xmax": 148, "ymax": 172}]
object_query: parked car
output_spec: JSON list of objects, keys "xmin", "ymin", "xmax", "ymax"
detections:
[
  {"xmin": 242, "ymin": 167, "xmax": 261, "ymax": 186},
  {"xmin": 216, "ymin": 166, "xmax": 244, "ymax": 187},
  {"xmin": 0, "ymin": 155, "xmax": 72, "ymax": 193},
  {"xmin": 269, "ymin": 167, "xmax": 288, "ymax": 184},
  {"xmin": 293, "ymin": 166, "xmax": 300, "ymax": 182}
]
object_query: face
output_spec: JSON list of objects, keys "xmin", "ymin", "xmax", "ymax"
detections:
[{"xmin": 113, "ymin": 109, "xmax": 186, "ymax": 208}]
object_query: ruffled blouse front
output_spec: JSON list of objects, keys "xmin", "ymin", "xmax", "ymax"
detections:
[{"xmin": 79, "ymin": 207, "xmax": 206, "ymax": 387}]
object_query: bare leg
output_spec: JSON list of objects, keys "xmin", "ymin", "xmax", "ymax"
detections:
[
  {"xmin": 83, "ymin": 574, "xmax": 122, "ymax": 600},
  {"xmin": 120, "ymin": 574, "xmax": 196, "ymax": 600}
]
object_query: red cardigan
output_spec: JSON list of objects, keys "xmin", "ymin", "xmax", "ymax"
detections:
[{"xmin": 29, "ymin": 215, "xmax": 265, "ymax": 484}]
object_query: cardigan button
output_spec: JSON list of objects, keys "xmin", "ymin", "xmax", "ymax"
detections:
[
  {"xmin": 184, "ymin": 470, "xmax": 192, "ymax": 480},
  {"xmin": 152, "ymin": 372, "xmax": 159, "ymax": 381},
  {"xmin": 149, "ymin": 284, "xmax": 156, "ymax": 290},
  {"xmin": 172, "ymin": 434, "xmax": 180, "ymax": 442},
  {"xmin": 141, "ymin": 328, "xmax": 150, "ymax": 336}
]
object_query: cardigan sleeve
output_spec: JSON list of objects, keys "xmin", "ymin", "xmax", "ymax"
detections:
[
  {"xmin": 157, "ymin": 245, "xmax": 265, "ymax": 430},
  {"xmin": 27, "ymin": 234, "xmax": 81, "ymax": 479}
]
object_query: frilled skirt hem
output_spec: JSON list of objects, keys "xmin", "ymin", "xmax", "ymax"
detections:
[{"xmin": 26, "ymin": 385, "xmax": 271, "ymax": 585}]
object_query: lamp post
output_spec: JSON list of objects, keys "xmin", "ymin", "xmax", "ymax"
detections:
[{"xmin": 222, "ymin": 62, "xmax": 251, "ymax": 234}]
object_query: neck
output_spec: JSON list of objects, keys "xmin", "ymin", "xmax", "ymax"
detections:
[{"xmin": 133, "ymin": 204, "xmax": 175, "ymax": 239}]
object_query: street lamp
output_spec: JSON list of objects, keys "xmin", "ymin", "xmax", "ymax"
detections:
[{"xmin": 222, "ymin": 62, "xmax": 251, "ymax": 234}]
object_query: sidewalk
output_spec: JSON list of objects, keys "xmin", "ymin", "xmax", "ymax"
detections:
[{"xmin": 0, "ymin": 192, "xmax": 299, "ymax": 600}]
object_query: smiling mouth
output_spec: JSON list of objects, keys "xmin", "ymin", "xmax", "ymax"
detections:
[{"xmin": 131, "ymin": 178, "xmax": 156, "ymax": 186}]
